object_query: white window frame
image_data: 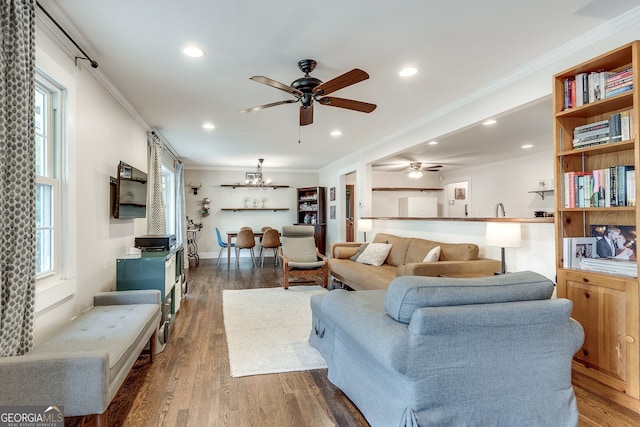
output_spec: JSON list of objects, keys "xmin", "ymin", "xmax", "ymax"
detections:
[
  {"xmin": 162, "ymin": 161, "xmax": 176, "ymax": 236},
  {"xmin": 35, "ymin": 69, "xmax": 68, "ymax": 288}
]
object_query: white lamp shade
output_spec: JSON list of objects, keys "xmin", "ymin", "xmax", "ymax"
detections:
[
  {"xmin": 358, "ymin": 219, "xmax": 373, "ymax": 232},
  {"xmin": 485, "ymin": 222, "xmax": 521, "ymax": 248}
]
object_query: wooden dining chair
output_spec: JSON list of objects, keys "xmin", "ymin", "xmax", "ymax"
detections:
[
  {"xmin": 235, "ymin": 228, "xmax": 256, "ymax": 268},
  {"xmin": 259, "ymin": 228, "xmax": 281, "ymax": 267}
]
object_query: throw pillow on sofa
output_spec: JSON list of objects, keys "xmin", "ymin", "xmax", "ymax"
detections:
[
  {"xmin": 423, "ymin": 246, "xmax": 441, "ymax": 262},
  {"xmin": 350, "ymin": 243, "xmax": 369, "ymax": 261},
  {"xmin": 356, "ymin": 243, "xmax": 393, "ymax": 266}
]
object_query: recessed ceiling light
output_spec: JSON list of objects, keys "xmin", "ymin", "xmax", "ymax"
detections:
[
  {"xmin": 399, "ymin": 67, "xmax": 418, "ymax": 77},
  {"xmin": 202, "ymin": 122, "xmax": 215, "ymax": 130},
  {"xmin": 482, "ymin": 119, "xmax": 497, "ymax": 126},
  {"xmin": 183, "ymin": 46, "xmax": 205, "ymax": 58},
  {"xmin": 522, "ymin": 144, "xmax": 533, "ymax": 149},
  {"xmin": 428, "ymin": 140, "xmax": 438, "ymax": 145},
  {"xmin": 330, "ymin": 130, "xmax": 342, "ymax": 137}
]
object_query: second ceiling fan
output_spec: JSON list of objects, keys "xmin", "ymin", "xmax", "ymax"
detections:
[{"xmin": 240, "ymin": 59, "xmax": 377, "ymax": 126}]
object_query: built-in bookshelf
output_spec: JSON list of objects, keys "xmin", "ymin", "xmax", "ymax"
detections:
[
  {"xmin": 553, "ymin": 41, "xmax": 640, "ymax": 413},
  {"xmin": 295, "ymin": 187, "xmax": 326, "ymax": 254}
]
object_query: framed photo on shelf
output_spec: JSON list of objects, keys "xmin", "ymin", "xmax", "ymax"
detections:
[
  {"xmin": 565, "ymin": 237, "xmax": 598, "ymax": 269},
  {"xmin": 330, "ymin": 187, "xmax": 336, "ymax": 201},
  {"xmin": 590, "ymin": 224, "xmax": 637, "ymax": 260}
]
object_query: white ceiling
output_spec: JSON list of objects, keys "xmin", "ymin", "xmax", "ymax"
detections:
[{"xmin": 40, "ymin": 0, "xmax": 640, "ymax": 172}]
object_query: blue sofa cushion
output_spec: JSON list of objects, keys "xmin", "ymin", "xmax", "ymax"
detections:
[{"xmin": 384, "ymin": 271, "xmax": 554, "ymax": 323}]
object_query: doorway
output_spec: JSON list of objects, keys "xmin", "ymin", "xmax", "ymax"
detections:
[
  {"xmin": 443, "ymin": 180, "xmax": 470, "ymax": 217},
  {"xmin": 345, "ymin": 185, "xmax": 354, "ymax": 241},
  {"xmin": 345, "ymin": 172, "xmax": 356, "ymax": 241}
]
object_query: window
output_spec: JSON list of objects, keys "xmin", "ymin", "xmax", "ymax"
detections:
[
  {"xmin": 162, "ymin": 163, "xmax": 176, "ymax": 236},
  {"xmin": 35, "ymin": 71, "xmax": 66, "ymax": 282}
]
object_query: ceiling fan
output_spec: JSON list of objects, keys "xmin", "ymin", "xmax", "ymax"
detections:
[
  {"xmin": 240, "ymin": 59, "xmax": 377, "ymax": 126},
  {"xmin": 407, "ymin": 162, "xmax": 442, "ymax": 178}
]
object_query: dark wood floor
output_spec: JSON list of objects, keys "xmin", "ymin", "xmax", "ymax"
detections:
[{"xmin": 65, "ymin": 258, "xmax": 640, "ymax": 427}]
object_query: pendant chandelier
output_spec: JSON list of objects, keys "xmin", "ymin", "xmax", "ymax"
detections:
[{"xmin": 245, "ymin": 158, "xmax": 272, "ymax": 190}]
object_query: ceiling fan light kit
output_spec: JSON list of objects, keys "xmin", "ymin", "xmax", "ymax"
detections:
[
  {"xmin": 240, "ymin": 59, "xmax": 377, "ymax": 126},
  {"xmin": 408, "ymin": 162, "xmax": 423, "ymax": 179}
]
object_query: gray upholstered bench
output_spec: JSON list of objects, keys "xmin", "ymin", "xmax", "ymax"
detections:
[{"xmin": 0, "ymin": 289, "xmax": 161, "ymax": 426}]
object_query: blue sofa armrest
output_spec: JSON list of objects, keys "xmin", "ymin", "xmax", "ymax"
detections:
[{"xmin": 319, "ymin": 290, "xmax": 410, "ymax": 373}]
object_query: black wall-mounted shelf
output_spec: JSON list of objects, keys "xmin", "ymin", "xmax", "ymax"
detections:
[{"xmin": 528, "ymin": 189, "xmax": 554, "ymax": 200}]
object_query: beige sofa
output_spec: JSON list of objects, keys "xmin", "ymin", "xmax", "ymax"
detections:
[{"xmin": 329, "ymin": 233, "xmax": 502, "ymax": 290}]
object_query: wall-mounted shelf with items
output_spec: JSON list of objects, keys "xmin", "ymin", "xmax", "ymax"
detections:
[
  {"xmin": 220, "ymin": 208, "xmax": 290, "ymax": 212},
  {"xmin": 220, "ymin": 184, "xmax": 290, "ymax": 189},
  {"xmin": 527, "ymin": 189, "xmax": 554, "ymax": 199},
  {"xmin": 553, "ymin": 40, "xmax": 640, "ymax": 414},
  {"xmin": 372, "ymin": 187, "xmax": 443, "ymax": 192}
]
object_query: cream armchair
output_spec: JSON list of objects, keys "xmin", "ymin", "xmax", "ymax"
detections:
[{"xmin": 279, "ymin": 225, "xmax": 328, "ymax": 289}]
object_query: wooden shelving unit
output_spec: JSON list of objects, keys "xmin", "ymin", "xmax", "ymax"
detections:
[
  {"xmin": 295, "ymin": 187, "xmax": 326, "ymax": 254},
  {"xmin": 553, "ymin": 41, "xmax": 640, "ymax": 413}
]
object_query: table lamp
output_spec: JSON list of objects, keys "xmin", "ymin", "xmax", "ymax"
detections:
[
  {"xmin": 358, "ymin": 219, "xmax": 373, "ymax": 242},
  {"xmin": 485, "ymin": 222, "xmax": 521, "ymax": 274}
]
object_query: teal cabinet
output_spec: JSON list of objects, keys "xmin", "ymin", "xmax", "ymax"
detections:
[{"xmin": 116, "ymin": 246, "xmax": 183, "ymax": 343}]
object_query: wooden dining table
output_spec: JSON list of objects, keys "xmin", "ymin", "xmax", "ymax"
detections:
[{"xmin": 225, "ymin": 230, "xmax": 272, "ymax": 268}]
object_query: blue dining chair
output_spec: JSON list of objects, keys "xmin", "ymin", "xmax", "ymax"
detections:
[{"xmin": 216, "ymin": 228, "xmax": 235, "ymax": 266}]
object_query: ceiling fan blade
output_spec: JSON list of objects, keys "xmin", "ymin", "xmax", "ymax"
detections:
[
  {"xmin": 318, "ymin": 96, "xmax": 377, "ymax": 113},
  {"xmin": 424, "ymin": 165, "xmax": 443, "ymax": 171},
  {"xmin": 313, "ymin": 68, "xmax": 369, "ymax": 96},
  {"xmin": 240, "ymin": 99, "xmax": 298, "ymax": 113},
  {"xmin": 250, "ymin": 76, "xmax": 303, "ymax": 96},
  {"xmin": 300, "ymin": 104, "xmax": 314, "ymax": 126}
]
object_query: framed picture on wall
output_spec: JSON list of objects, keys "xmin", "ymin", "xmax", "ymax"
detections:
[
  {"xmin": 330, "ymin": 205, "xmax": 336, "ymax": 219},
  {"xmin": 454, "ymin": 188, "xmax": 465, "ymax": 199},
  {"xmin": 245, "ymin": 172, "xmax": 257, "ymax": 181},
  {"xmin": 330, "ymin": 187, "xmax": 336, "ymax": 201}
]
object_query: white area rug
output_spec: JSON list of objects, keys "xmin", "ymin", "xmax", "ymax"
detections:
[{"xmin": 223, "ymin": 285, "xmax": 328, "ymax": 377}]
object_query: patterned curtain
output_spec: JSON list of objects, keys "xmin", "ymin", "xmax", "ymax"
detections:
[
  {"xmin": 0, "ymin": 0, "xmax": 37, "ymax": 356},
  {"xmin": 175, "ymin": 162, "xmax": 188, "ymax": 270},
  {"xmin": 147, "ymin": 132, "xmax": 166, "ymax": 234}
]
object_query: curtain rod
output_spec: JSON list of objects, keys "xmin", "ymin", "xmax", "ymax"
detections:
[
  {"xmin": 36, "ymin": 1, "xmax": 98, "ymax": 69},
  {"xmin": 151, "ymin": 131, "xmax": 182, "ymax": 164}
]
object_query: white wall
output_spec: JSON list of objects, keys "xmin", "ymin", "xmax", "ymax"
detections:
[
  {"xmin": 183, "ymin": 169, "xmax": 319, "ymax": 258},
  {"xmin": 34, "ymin": 26, "xmax": 148, "ymax": 344},
  {"xmin": 442, "ymin": 150, "xmax": 555, "ymax": 218}
]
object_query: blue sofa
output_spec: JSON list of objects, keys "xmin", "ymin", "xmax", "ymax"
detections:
[{"xmin": 309, "ymin": 271, "xmax": 584, "ymax": 427}]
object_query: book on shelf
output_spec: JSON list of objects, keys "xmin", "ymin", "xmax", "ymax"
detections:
[
  {"xmin": 562, "ymin": 67, "xmax": 633, "ymax": 110},
  {"xmin": 571, "ymin": 109, "xmax": 634, "ymax": 149},
  {"xmin": 606, "ymin": 84, "xmax": 633, "ymax": 97},
  {"xmin": 563, "ymin": 165, "xmax": 634, "ymax": 208},
  {"xmin": 579, "ymin": 257, "xmax": 637, "ymax": 277}
]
